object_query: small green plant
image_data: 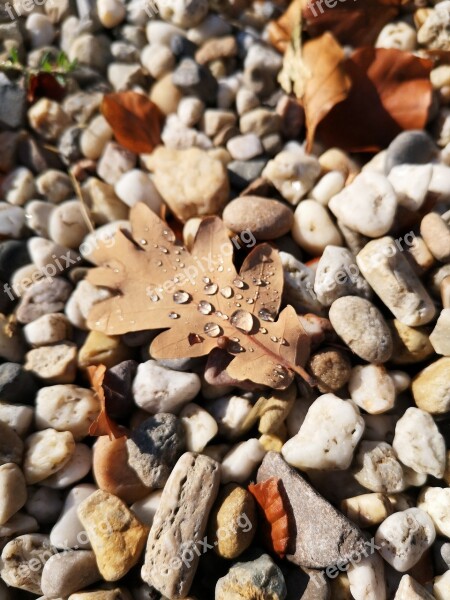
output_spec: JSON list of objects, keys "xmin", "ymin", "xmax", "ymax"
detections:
[{"xmin": 0, "ymin": 50, "xmax": 77, "ymax": 90}]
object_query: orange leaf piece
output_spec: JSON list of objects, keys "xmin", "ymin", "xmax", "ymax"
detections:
[
  {"xmin": 101, "ymin": 91, "xmax": 165, "ymax": 154},
  {"xmin": 88, "ymin": 364, "xmax": 127, "ymax": 440},
  {"xmin": 248, "ymin": 477, "xmax": 289, "ymax": 557}
]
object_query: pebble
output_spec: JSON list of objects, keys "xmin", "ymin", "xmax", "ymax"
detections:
[
  {"xmin": 101, "ymin": 359, "xmax": 137, "ymax": 419},
  {"xmin": 0, "ymin": 463, "xmax": 27, "ymax": 525},
  {"xmin": 23, "ymin": 428, "xmax": 76, "ymax": 485},
  {"xmin": 0, "ymin": 421, "xmax": 23, "ymax": 465},
  {"xmin": 0, "ymin": 534, "xmax": 55, "ymax": 594},
  {"xmin": 78, "ymin": 330, "xmax": 131, "ymax": 370},
  {"xmin": 141, "ymin": 43, "xmax": 175, "ymax": 79},
  {"xmin": 375, "ymin": 508, "xmax": 435, "ymax": 572},
  {"xmin": 244, "ymin": 42, "xmax": 283, "ymax": 96},
  {"xmin": 126, "ymin": 413, "xmax": 185, "ymax": 488},
  {"xmin": 0, "ymin": 512, "xmax": 38, "ymax": 538},
  {"xmin": 28, "ymin": 99, "xmax": 71, "ymax": 141},
  {"xmin": 0, "ymin": 203, "xmax": 26, "ymax": 238},
  {"xmin": 349, "ymin": 365, "xmax": 396, "ymax": 415},
  {"xmin": 376, "ymin": 21, "xmax": 417, "ymax": 51},
  {"xmin": 0, "ymin": 318, "xmax": 26, "ymax": 363},
  {"xmin": 97, "ymin": 142, "xmax": 137, "ymax": 186},
  {"xmin": 418, "ymin": 2, "xmax": 450, "ymax": 50},
  {"xmin": 25, "ymin": 343, "xmax": 78, "ymax": 384},
  {"xmin": 223, "ymin": 195, "xmax": 293, "ymax": 240},
  {"xmin": 196, "ymin": 35, "xmax": 237, "ymax": 64},
  {"xmin": 141, "ymin": 452, "xmax": 220, "ymax": 598},
  {"xmin": 25, "ymin": 486, "xmax": 63, "ymax": 526},
  {"xmin": 41, "ymin": 443, "xmax": 92, "ymax": 488},
  {"xmin": 187, "ymin": 13, "xmax": 231, "ymax": 44},
  {"xmin": 201, "ymin": 108, "xmax": 236, "ymax": 136},
  {"xmin": 228, "ymin": 158, "xmax": 266, "ymax": 189},
  {"xmin": 159, "ymin": 0, "xmax": 208, "ymax": 28},
  {"xmin": 93, "ymin": 436, "xmax": 150, "ymax": 504},
  {"xmin": 240, "ymin": 108, "xmax": 282, "ymax": 137},
  {"xmin": 226, "ymin": 133, "xmax": 263, "ymax": 161},
  {"xmin": 329, "ymin": 172, "xmax": 397, "ymax": 237},
  {"xmin": 177, "ymin": 96, "xmax": 205, "ymax": 127},
  {"xmin": 150, "ymin": 72, "xmax": 184, "ymax": 115},
  {"xmin": 146, "ymin": 21, "xmax": 186, "ymax": 45},
  {"xmin": 242, "ymin": 386, "xmax": 296, "ymax": 436},
  {"xmin": 221, "ymin": 438, "xmax": 266, "ymax": 483},
  {"xmin": 179, "ymin": 402, "xmax": 218, "ymax": 452},
  {"xmin": 132, "ymin": 360, "xmax": 201, "ymax": 414},
  {"xmin": 307, "ymin": 347, "xmax": 352, "ymax": 393},
  {"xmin": 205, "ymin": 394, "xmax": 253, "ymax": 440},
  {"xmin": 108, "ymin": 63, "xmax": 147, "ymax": 92},
  {"xmin": 388, "ymin": 164, "xmax": 432, "ymax": 211},
  {"xmin": 0, "ymin": 403, "xmax": 34, "ymax": 437},
  {"xmin": 48, "ymin": 200, "xmax": 91, "ymax": 249},
  {"xmin": 216, "ymin": 554, "xmax": 287, "ymax": 600},
  {"xmin": 353, "ymin": 441, "xmax": 405, "ymax": 493},
  {"xmin": 418, "ymin": 487, "xmax": 450, "ymax": 538},
  {"xmin": 311, "ymin": 170, "xmax": 345, "ymax": 206},
  {"xmin": 130, "ymin": 490, "xmax": 162, "ymax": 527},
  {"xmin": 208, "ymin": 483, "xmax": 256, "ymax": 559},
  {"xmin": 329, "ymin": 296, "xmax": 393, "ymax": 363},
  {"xmin": 348, "ymin": 553, "xmax": 387, "ymax": 600},
  {"xmin": 292, "ymin": 200, "xmax": 343, "ymax": 256},
  {"xmin": 77, "ymin": 489, "xmax": 149, "ymax": 581},
  {"xmin": 1, "ymin": 167, "xmax": 35, "ymax": 206},
  {"xmin": 434, "ymin": 570, "xmax": 450, "ymax": 600},
  {"xmin": 412, "ymin": 357, "xmax": 450, "ymax": 414},
  {"xmin": 262, "ymin": 150, "xmax": 320, "ymax": 204},
  {"xmin": 50, "ymin": 484, "xmax": 97, "ymax": 549},
  {"xmin": 258, "ymin": 452, "xmax": 367, "ymax": 568},
  {"xmin": 25, "ymin": 200, "xmax": 55, "ymax": 238},
  {"xmin": 388, "ymin": 319, "xmax": 434, "ymax": 364},
  {"xmin": 41, "ymin": 550, "xmax": 100, "ymax": 598},
  {"xmin": 394, "ymin": 574, "xmax": 435, "ymax": 599},
  {"xmin": 65, "ymin": 279, "xmax": 112, "ymax": 330},
  {"xmin": 420, "ymin": 212, "xmax": 450, "ymax": 262},
  {"xmin": 0, "ymin": 362, "xmax": 37, "ymax": 404},
  {"xmin": 97, "ymin": 0, "xmax": 126, "ymax": 28},
  {"xmin": 392, "ymin": 407, "xmax": 446, "ymax": 478},
  {"xmin": 25, "ymin": 14, "xmax": 55, "ymax": 48},
  {"xmin": 356, "ymin": 237, "xmax": 436, "ymax": 326},
  {"xmin": 385, "ymin": 130, "xmax": 438, "ymax": 172},
  {"xmin": 341, "ymin": 493, "xmax": 393, "ymax": 528},
  {"xmin": 80, "ymin": 116, "xmax": 113, "ymax": 161},
  {"xmin": 23, "ymin": 313, "xmax": 71, "ymax": 346},
  {"xmin": 282, "ymin": 393, "xmax": 364, "ymax": 471},
  {"xmin": 162, "ymin": 113, "xmax": 213, "ymax": 150},
  {"xmin": 143, "ymin": 146, "xmax": 229, "ymax": 221},
  {"xmin": 430, "ymin": 309, "xmax": 450, "ymax": 356},
  {"xmin": 314, "ymin": 245, "xmax": 371, "ymax": 306},
  {"xmin": 172, "ymin": 58, "xmax": 218, "ymax": 104}
]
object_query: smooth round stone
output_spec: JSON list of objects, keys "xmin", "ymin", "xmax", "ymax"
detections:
[
  {"xmin": 131, "ymin": 490, "xmax": 162, "ymax": 527},
  {"xmin": 23, "ymin": 429, "xmax": 76, "ymax": 485},
  {"xmin": 23, "ymin": 313, "xmax": 72, "ymax": 347},
  {"xmin": 311, "ymin": 170, "xmax": 345, "ymax": 206},
  {"xmin": 209, "ymin": 483, "xmax": 256, "ymax": 559},
  {"xmin": 393, "ymin": 407, "xmax": 446, "ymax": 479},
  {"xmin": 223, "ymin": 196, "xmax": 293, "ymax": 240},
  {"xmin": 25, "ymin": 200, "xmax": 55, "ymax": 238},
  {"xmin": 430, "ymin": 309, "xmax": 450, "ymax": 356},
  {"xmin": 385, "ymin": 130, "xmax": 438, "ymax": 173},
  {"xmin": 114, "ymin": 169, "xmax": 163, "ymax": 213},
  {"xmin": 25, "ymin": 343, "xmax": 78, "ymax": 384},
  {"xmin": 25, "ymin": 14, "xmax": 55, "ymax": 48},
  {"xmin": 25, "ymin": 487, "xmax": 64, "ymax": 526},
  {"xmin": 329, "ymin": 297, "xmax": 393, "ymax": 363},
  {"xmin": 388, "ymin": 164, "xmax": 432, "ymax": 211},
  {"xmin": 375, "ymin": 508, "xmax": 435, "ymax": 572},
  {"xmin": 221, "ymin": 439, "xmax": 266, "ymax": 484},
  {"xmin": 412, "ymin": 358, "xmax": 450, "ymax": 415},
  {"xmin": 0, "ymin": 203, "xmax": 26, "ymax": 238},
  {"xmin": 65, "ymin": 279, "xmax": 112, "ymax": 331},
  {"xmin": 141, "ymin": 43, "xmax": 175, "ymax": 79},
  {"xmin": 261, "ymin": 151, "xmax": 320, "ymax": 204},
  {"xmin": 376, "ymin": 21, "xmax": 417, "ymax": 51},
  {"xmin": 126, "ymin": 413, "xmax": 186, "ymax": 488},
  {"xmin": 93, "ymin": 436, "xmax": 150, "ymax": 504},
  {"xmin": 421, "ymin": 212, "xmax": 450, "ymax": 262},
  {"xmin": 41, "ymin": 443, "xmax": 92, "ymax": 488},
  {"xmin": 36, "ymin": 169, "xmax": 73, "ymax": 204},
  {"xmin": 48, "ymin": 200, "xmax": 91, "ymax": 249},
  {"xmin": 0, "ymin": 362, "xmax": 37, "ymax": 405},
  {"xmin": 41, "ymin": 550, "xmax": 101, "ymax": 598},
  {"xmin": 187, "ymin": 12, "xmax": 231, "ymax": 44},
  {"xmin": 226, "ymin": 134, "xmax": 263, "ymax": 161},
  {"xmin": 28, "ymin": 236, "xmax": 79, "ymax": 271},
  {"xmin": 340, "ymin": 493, "xmax": 393, "ymax": 528},
  {"xmin": 179, "ymin": 402, "xmax": 218, "ymax": 452},
  {"xmin": 50, "ymin": 484, "xmax": 97, "ymax": 550},
  {"xmin": 0, "ymin": 403, "xmax": 34, "ymax": 438},
  {"xmin": 307, "ymin": 347, "xmax": 351, "ymax": 393},
  {"xmin": 178, "ymin": 96, "xmax": 205, "ymax": 127},
  {"xmin": 1, "ymin": 167, "xmax": 35, "ymax": 206},
  {"xmin": 205, "ymin": 394, "xmax": 253, "ymax": 440},
  {"xmin": 349, "ymin": 365, "xmax": 396, "ymax": 415},
  {"xmin": 0, "ymin": 534, "xmax": 55, "ymax": 594},
  {"xmin": 0, "ymin": 463, "xmax": 27, "ymax": 525},
  {"xmin": 418, "ymin": 487, "xmax": 450, "ymax": 538},
  {"xmin": 292, "ymin": 200, "xmax": 343, "ymax": 256},
  {"xmin": 0, "ymin": 422, "xmax": 23, "ymax": 466},
  {"xmin": 16, "ymin": 277, "xmax": 73, "ymax": 325},
  {"xmin": 388, "ymin": 319, "xmax": 434, "ymax": 365},
  {"xmin": 159, "ymin": 0, "xmax": 208, "ymax": 28},
  {"xmin": 97, "ymin": 0, "xmax": 126, "ymax": 28},
  {"xmin": 80, "ymin": 116, "xmax": 113, "ymax": 161}
]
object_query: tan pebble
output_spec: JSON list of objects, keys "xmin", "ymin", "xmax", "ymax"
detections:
[
  {"xmin": 441, "ymin": 276, "xmax": 450, "ymax": 308},
  {"xmin": 241, "ymin": 384, "xmax": 296, "ymax": 435},
  {"xmin": 77, "ymin": 489, "xmax": 149, "ymax": 581},
  {"xmin": 388, "ymin": 319, "xmax": 434, "ymax": 365},
  {"xmin": 259, "ymin": 432, "xmax": 285, "ymax": 453},
  {"xmin": 25, "ymin": 343, "xmax": 77, "ymax": 384},
  {"xmin": 412, "ymin": 357, "xmax": 450, "ymax": 414},
  {"xmin": 420, "ymin": 212, "xmax": 450, "ymax": 262},
  {"xmin": 78, "ymin": 331, "xmax": 130, "ymax": 369},
  {"xmin": 406, "ymin": 235, "xmax": 435, "ymax": 274},
  {"xmin": 0, "ymin": 463, "xmax": 27, "ymax": 525},
  {"xmin": 319, "ymin": 147, "xmax": 360, "ymax": 181},
  {"xmin": 429, "ymin": 309, "xmax": 450, "ymax": 356},
  {"xmin": 93, "ymin": 436, "xmax": 150, "ymax": 504},
  {"xmin": 83, "ymin": 178, "xmax": 128, "ymax": 225},
  {"xmin": 150, "ymin": 73, "xmax": 183, "ymax": 115},
  {"xmin": 340, "ymin": 493, "xmax": 392, "ymax": 528},
  {"xmin": 23, "ymin": 429, "xmax": 75, "ymax": 484},
  {"xmin": 68, "ymin": 588, "xmax": 132, "ymax": 599},
  {"xmin": 308, "ymin": 347, "xmax": 352, "ymax": 393}
]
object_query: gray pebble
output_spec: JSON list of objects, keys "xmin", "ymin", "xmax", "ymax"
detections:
[
  {"xmin": 0, "ymin": 421, "xmax": 23, "ymax": 466},
  {"xmin": 16, "ymin": 278, "xmax": 73, "ymax": 324},
  {"xmin": 216, "ymin": 554, "xmax": 287, "ymax": 600},
  {"xmin": 172, "ymin": 58, "xmax": 218, "ymax": 104},
  {"xmin": 385, "ymin": 130, "xmax": 438, "ymax": 173},
  {"xmin": 227, "ymin": 159, "xmax": 266, "ymax": 190},
  {"xmin": 41, "ymin": 550, "xmax": 101, "ymax": 598}
]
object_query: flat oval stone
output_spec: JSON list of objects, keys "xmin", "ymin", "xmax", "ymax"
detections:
[{"xmin": 222, "ymin": 196, "xmax": 293, "ymax": 240}]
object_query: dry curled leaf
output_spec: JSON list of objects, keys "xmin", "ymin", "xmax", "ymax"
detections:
[
  {"xmin": 248, "ymin": 477, "xmax": 290, "ymax": 557},
  {"xmin": 86, "ymin": 203, "xmax": 311, "ymax": 389},
  {"xmin": 88, "ymin": 364, "xmax": 126, "ymax": 440},
  {"xmin": 27, "ymin": 73, "xmax": 66, "ymax": 103},
  {"xmin": 101, "ymin": 91, "xmax": 164, "ymax": 154}
]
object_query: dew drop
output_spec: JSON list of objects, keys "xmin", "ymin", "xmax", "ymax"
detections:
[
  {"xmin": 173, "ymin": 291, "xmax": 190, "ymax": 304},
  {"xmin": 236, "ymin": 294, "xmax": 243, "ymax": 300},
  {"xmin": 113, "ymin": 268, "xmax": 119, "ymax": 273},
  {"xmin": 235, "ymin": 303, "xmax": 241, "ymax": 307},
  {"xmin": 253, "ymin": 278, "xmax": 263, "ymax": 286},
  {"xmin": 231, "ymin": 337, "xmax": 240, "ymax": 343},
  {"xmin": 148, "ymin": 290, "xmax": 160, "ymax": 302},
  {"xmin": 140, "ymin": 239, "xmax": 147, "ymax": 245},
  {"xmin": 249, "ymin": 347, "xmax": 254, "ymax": 352},
  {"xmin": 259, "ymin": 308, "xmax": 275, "ymax": 322},
  {"xmin": 270, "ymin": 336, "xmax": 278, "ymax": 343},
  {"xmin": 156, "ymin": 260, "xmax": 163, "ymax": 267},
  {"xmin": 204, "ymin": 322, "xmax": 222, "ymax": 337},
  {"xmin": 204, "ymin": 283, "xmax": 218, "ymax": 295},
  {"xmin": 203, "ymin": 277, "xmax": 211, "ymax": 284},
  {"xmin": 198, "ymin": 301, "xmax": 213, "ymax": 315},
  {"xmin": 259, "ymin": 327, "xmax": 268, "ymax": 334},
  {"xmin": 246, "ymin": 298, "xmax": 255, "ymax": 305},
  {"xmin": 233, "ymin": 278, "xmax": 245, "ymax": 289},
  {"xmin": 220, "ymin": 286, "xmax": 233, "ymax": 298},
  {"xmin": 281, "ymin": 338, "xmax": 288, "ymax": 345},
  {"xmin": 168, "ymin": 312, "xmax": 179, "ymax": 319},
  {"xmin": 159, "ymin": 246, "xmax": 169, "ymax": 254},
  {"xmin": 230, "ymin": 309, "xmax": 255, "ymax": 333},
  {"xmin": 217, "ymin": 265, "xmax": 224, "ymax": 272}
]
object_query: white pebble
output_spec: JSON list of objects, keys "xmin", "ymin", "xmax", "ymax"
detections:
[
  {"xmin": 0, "ymin": 203, "xmax": 25, "ymax": 238},
  {"xmin": 375, "ymin": 508, "xmax": 435, "ymax": 572},
  {"xmin": 41, "ymin": 443, "xmax": 92, "ymax": 488},
  {"xmin": 114, "ymin": 169, "xmax": 163, "ymax": 213},
  {"xmin": 227, "ymin": 134, "xmax": 263, "ymax": 161},
  {"xmin": 353, "ymin": 441, "xmax": 405, "ymax": 494},
  {"xmin": 434, "ymin": 570, "xmax": 450, "ymax": 600},
  {"xmin": 25, "ymin": 200, "xmax": 55, "ymax": 238},
  {"xmin": 348, "ymin": 553, "xmax": 386, "ymax": 600},
  {"xmin": 349, "ymin": 365, "xmax": 396, "ymax": 415},
  {"xmin": 262, "ymin": 151, "xmax": 321, "ymax": 205},
  {"xmin": 376, "ymin": 22, "xmax": 417, "ymax": 51},
  {"xmin": 131, "ymin": 490, "xmax": 162, "ymax": 527},
  {"xmin": 311, "ymin": 170, "xmax": 345, "ymax": 206},
  {"xmin": 292, "ymin": 200, "xmax": 343, "ymax": 256},
  {"xmin": 141, "ymin": 43, "xmax": 175, "ymax": 79},
  {"xmin": 28, "ymin": 237, "xmax": 79, "ymax": 272},
  {"xmin": 221, "ymin": 439, "xmax": 266, "ymax": 484},
  {"xmin": 282, "ymin": 394, "xmax": 365, "ymax": 471},
  {"xmin": 388, "ymin": 164, "xmax": 432, "ymax": 211},
  {"xmin": 205, "ymin": 394, "xmax": 253, "ymax": 440},
  {"xmin": 48, "ymin": 200, "xmax": 91, "ymax": 249},
  {"xmin": 50, "ymin": 484, "xmax": 96, "ymax": 549},
  {"xmin": 418, "ymin": 487, "xmax": 450, "ymax": 538},
  {"xmin": 177, "ymin": 96, "xmax": 205, "ymax": 127},
  {"xmin": 395, "ymin": 574, "xmax": 435, "ymax": 599},
  {"xmin": 392, "ymin": 407, "xmax": 446, "ymax": 479},
  {"xmin": 80, "ymin": 115, "xmax": 113, "ymax": 161},
  {"xmin": 179, "ymin": 403, "xmax": 218, "ymax": 452},
  {"xmin": 1, "ymin": 167, "xmax": 35, "ymax": 206},
  {"xmin": 25, "ymin": 14, "xmax": 55, "ymax": 48},
  {"xmin": 97, "ymin": 0, "xmax": 126, "ymax": 28},
  {"xmin": 65, "ymin": 279, "xmax": 112, "ymax": 331},
  {"xmin": 23, "ymin": 428, "xmax": 76, "ymax": 485},
  {"xmin": 24, "ymin": 313, "xmax": 71, "ymax": 347}
]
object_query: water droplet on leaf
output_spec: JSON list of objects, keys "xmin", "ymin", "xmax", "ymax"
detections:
[
  {"xmin": 230, "ymin": 310, "xmax": 255, "ymax": 333},
  {"xmin": 173, "ymin": 291, "xmax": 190, "ymax": 304}
]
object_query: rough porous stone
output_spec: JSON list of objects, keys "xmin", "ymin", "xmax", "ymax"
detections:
[
  {"xmin": 23, "ymin": 428, "xmax": 75, "ymax": 484},
  {"xmin": 353, "ymin": 441, "xmax": 405, "ymax": 494},
  {"xmin": 141, "ymin": 452, "xmax": 221, "ymax": 598},
  {"xmin": 216, "ymin": 554, "xmax": 287, "ymax": 600},
  {"xmin": 257, "ymin": 452, "xmax": 367, "ymax": 569},
  {"xmin": 0, "ymin": 534, "xmax": 55, "ymax": 594}
]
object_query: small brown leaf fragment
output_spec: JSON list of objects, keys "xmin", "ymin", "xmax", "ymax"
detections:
[
  {"xmin": 27, "ymin": 73, "xmax": 66, "ymax": 103},
  {"xmin": 86, "ymin": 203, "xmax": 311, "ymax": 390},
  {"xmin": 101, "ymin": 91, "xmax": 165, "ymax": 154},
  {"xmin": 88, "ymin": 364, "xmax": 126, "ymax": 440}
]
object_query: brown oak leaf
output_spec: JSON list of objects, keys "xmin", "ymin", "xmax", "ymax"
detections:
[
  {"xmin": 27, "ymin": 73, "xmax": 66, "ymax": 103},
  {"xmin": 101, "ymin": 91, "xmax": 165, "ymax": 154},
  {"xmin": 248, "ymin": 477, "xmax": 290, "ymax": 557},
  {"xmin": 86, "ymin": 203, "xmax": 311, "ymax": 389},
  {"xmin": 87, "ymin": 364, "xmax": 127, "ymax": 440}
]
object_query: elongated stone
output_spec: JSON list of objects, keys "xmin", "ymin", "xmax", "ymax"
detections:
[
  {"xmin": 257, "ymin": 452, "xmax": 367, "ymax": 569},
  {"xmin": 141, "ymin": 452, "xmax": 221, "ymax": 598}
]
